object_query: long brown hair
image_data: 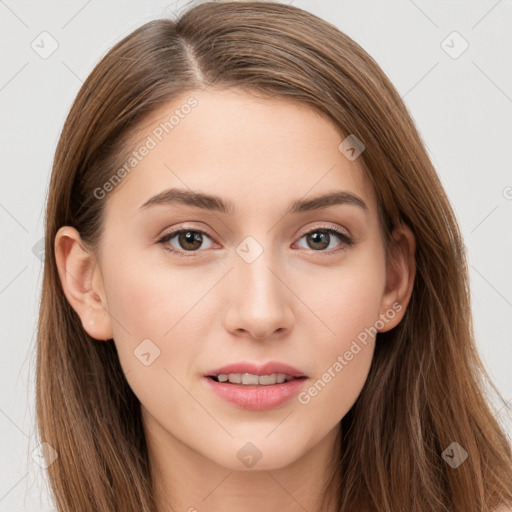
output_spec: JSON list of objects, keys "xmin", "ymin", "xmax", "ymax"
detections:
[{"xmin": 36, "ymin": 1, "xmax": 512, "ymax": 510}]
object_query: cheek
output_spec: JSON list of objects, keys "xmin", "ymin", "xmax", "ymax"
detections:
[
  {"xmin": 305, "ymin": 250, "xmax": 386, "ymax": 348},
  {"xmin": 103, "ymin": 245, "xmax": 217, "ymax": 336},
  {"xmin": 296, "ymin": 252, "xmax": 385, "ymax": 416},
  {"xmin": 296, "ymin": 279, "xmax": 380, "ymax": 423},
  {"xmin": 101, "ymin": 255, "xmax": 216, "ymax": 421},
  {"xmin": 101, "ymin": 249, "xmax": 214, "ymax": 371},
  {"xmin": 297, "ymin": 338, "xmax": 374, "ymax": 428}
]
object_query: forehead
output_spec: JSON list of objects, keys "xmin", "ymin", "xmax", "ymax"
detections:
[{"xmin": 103, "ymin": 88, "xmax": 376, "ymax": 218}]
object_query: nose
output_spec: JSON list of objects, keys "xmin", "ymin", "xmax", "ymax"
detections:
[{"xmin": 223, "ymin": 244, "xmax": 294, "ymax": 341}]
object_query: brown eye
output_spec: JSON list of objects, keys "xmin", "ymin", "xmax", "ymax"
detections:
[
  {"xmin": 158, "ymin": 229, "xmax": 214, "ymax": 255},
  {"xmin": 305, "ymin": 230, "xmax": 331, "ymax": 250},
  {"xmin": 176, "ymin": 231, "xmax": 203, "ymax": 251},
  {"xmin": 297, "ymin": 227, "xmax": 353, "ymax": 253}
]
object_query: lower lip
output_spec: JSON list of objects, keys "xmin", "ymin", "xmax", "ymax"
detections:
[{"xmin": 203, "ymin": 377, "xmax": 307, "ymax": 410}]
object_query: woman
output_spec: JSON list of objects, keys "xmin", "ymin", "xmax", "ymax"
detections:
[{"xmin": 36, "ymin": 1, "xmax": 512, "ymax": 510}]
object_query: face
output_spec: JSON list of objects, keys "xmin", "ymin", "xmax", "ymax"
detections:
[{"xmin": 56, "ymin": 88, "xmax": 413, "ymax": 473}]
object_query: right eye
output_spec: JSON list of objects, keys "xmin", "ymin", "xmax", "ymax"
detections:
[{"xmin": 157, "ymin": 228, "xmax": 216, "ymax": 257}]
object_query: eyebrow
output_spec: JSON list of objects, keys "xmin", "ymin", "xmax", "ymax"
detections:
[{"xmin": 138, "ymin": 188, "xmax": 368, "ymax": 215}]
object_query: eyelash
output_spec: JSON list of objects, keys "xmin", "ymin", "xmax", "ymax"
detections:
[{"xmin": 156, "ymin": 225, "xmax": 354, "ymax": 258}]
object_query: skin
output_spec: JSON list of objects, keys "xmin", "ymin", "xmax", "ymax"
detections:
[{"xmin": 55, "ymin": 88, "xmax": 416, "ymax": 512}]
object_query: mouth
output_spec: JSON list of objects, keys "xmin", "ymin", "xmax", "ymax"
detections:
[
  {"xmin": 204, "ymin": 361, "xmax": 307, "ymax": 383},
  {"xmin": 203, "ymin": 373, "xmax": 308, "ymax": 411},
  {"xmin": 203, "ymin": 362, "xmax": 308, "ymax": 409},
  {"xmin": 207, "ymin": 373, "xmax": 307, "ymax": 386}
]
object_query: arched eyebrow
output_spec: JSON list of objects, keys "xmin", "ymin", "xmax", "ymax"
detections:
[{"xmin": 138, "ymin": 188, "xmax": 368, "ymax": 215}]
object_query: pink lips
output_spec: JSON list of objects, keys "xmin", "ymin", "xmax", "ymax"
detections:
[{"xmin": 203, "ymin": 360, "xmax": 308, "ymax": 410}]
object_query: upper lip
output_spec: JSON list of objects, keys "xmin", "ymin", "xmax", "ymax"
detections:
[{"xmin": 205, "ymin": 361, "xmax": 307, "ymax": 378}]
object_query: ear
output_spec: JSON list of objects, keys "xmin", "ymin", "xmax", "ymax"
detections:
[
  {"xmin": 378, "ymin": 220, "xmax": 416, "ymax": 332},
  {"xmin": 54, "ymin": 226, "xmax": 113, "ymax": 341}
]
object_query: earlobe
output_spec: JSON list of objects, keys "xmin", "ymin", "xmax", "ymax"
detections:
[
  {"xmin": 378, "ymin": 220, "xmax": 416, "ymax": 332},
  {"xmin": 54, "ymin": 226, "xmax": 113, "ymax": 341}
]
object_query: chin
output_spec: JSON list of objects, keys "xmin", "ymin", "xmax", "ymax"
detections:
[{"xmin": 203, "ymin": 435, "xmax": 309, "ymax": 472}]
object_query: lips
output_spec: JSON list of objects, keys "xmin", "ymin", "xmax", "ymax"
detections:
[
  {"xmin": 203, "ymin": 366, "xmax": 308, "ymax": 410},
  {"xmin": 203, "ymin": 361, "xmax": 308, "ymax": 410},
  {"xmin": 204, "ymin": 361, "xmax": 307, "ymax": 379}
]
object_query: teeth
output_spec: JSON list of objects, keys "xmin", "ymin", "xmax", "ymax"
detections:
[{"xmin": 216, "ymin": 373, "xmax": 294, "ymax": 385}]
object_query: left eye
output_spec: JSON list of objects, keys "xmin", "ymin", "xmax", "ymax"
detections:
[
  {"xmin": 157, "ymin": 226, "xmax": 353, "ymax": 257},
  {"xmin": 295, "ymin": 227, "xmax": 353, "ymax": 252}
]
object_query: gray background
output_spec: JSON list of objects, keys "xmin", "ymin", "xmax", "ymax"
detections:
[{"xmin": 1, "ymin": 0, "xmax": 511, "ymax": 510}]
